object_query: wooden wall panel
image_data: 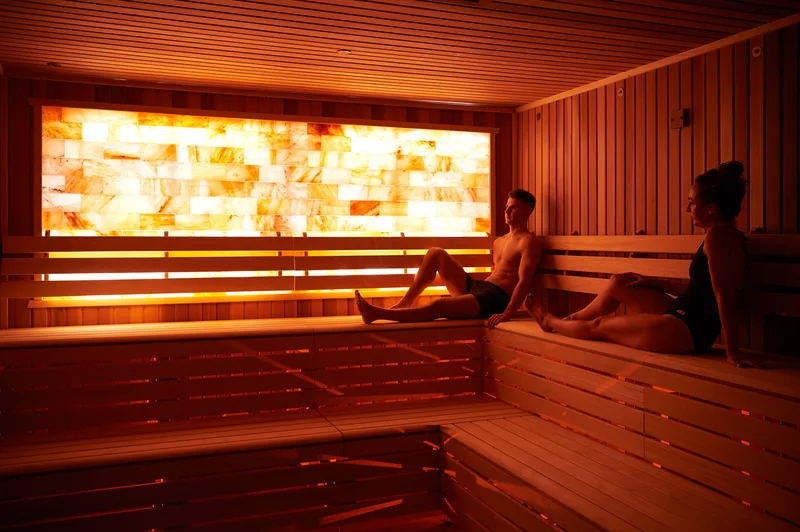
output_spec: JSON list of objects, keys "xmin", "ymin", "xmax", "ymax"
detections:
[
  {"xmin": 2, "ymin": 77, "xmax": 511, "ymax": 328},
  {"xmin": 515, "ymin": 24, "xmax": 800, "ymax": 353}
]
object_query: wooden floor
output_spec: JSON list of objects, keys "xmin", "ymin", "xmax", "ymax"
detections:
[{"xmin": 442, "ymin": 414, "xmax": 797, "ymax": 532}]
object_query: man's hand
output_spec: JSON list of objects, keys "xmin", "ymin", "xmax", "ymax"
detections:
[{"xmin": 487, "ymin": 312, "xmax": 511, "ymax": 329}]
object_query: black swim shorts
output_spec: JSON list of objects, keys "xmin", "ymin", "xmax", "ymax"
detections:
[
  {"xmin": 465, "ymin": 274, "xmax": 511, "ymax": 319},
  {"xmin": 663, "ymin": 305, "xmax": 721, "ymax": 354}
]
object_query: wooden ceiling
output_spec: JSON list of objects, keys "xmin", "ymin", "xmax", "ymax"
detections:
[{"xmin": 1, "ymin": 0, "xmax": 799, "ymax": 107}]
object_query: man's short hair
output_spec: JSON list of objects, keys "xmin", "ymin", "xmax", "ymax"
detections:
[{"xmin": 508, "ymin": 189, "xmax": 536, "ymax": 209}]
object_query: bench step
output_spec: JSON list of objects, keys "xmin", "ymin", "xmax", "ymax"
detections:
[{"xmin": 442, "ymin": 415, "xmax": 796, "ymax": 532}]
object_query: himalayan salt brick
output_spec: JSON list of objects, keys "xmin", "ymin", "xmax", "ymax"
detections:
[
  {"xmin": 257, "ymin": 199, "xmax": 287, "ymax": 215},
  {"xmin": 396, "ymin": 155, "xmax": 425, "ymax": 171},
  {"xmin": 244, "ymin": 148, "xmax": 271, "ymax": 165},
  {"xmin": 395, "ymin": 216, "xmax": 426, "ymax": 233},
  {"xmin": 138, "ymin": 113, "xmax": 174, "ymax": 126},
  {"xmin": 350, "ymin": 201, "xmax": 381, "ymax": 216},
  {"xmin": 209, "ymin": 117, "xmax": 245, "ymax": 130},
  {"xmin": 461, "ymin": 202, "xmax": 490, "ymax": 219},
  {"xmin": 476, "ymin": 157, "xmax": 491, "ymax": 173},
  {"xmin": 276, "ymin": 215, "xmax": 307, "ymax": 233},
  {"xmin": 392, "ymin": 187, "xmax": 426, "ymax": 202},
  {"xmin": 65, "ymin": 175, "xmax": 103, "ymax": 195},
  {"xmin": 476, "ymin": 218, "xmax": 491, "ymax": 233},
  {"xmin": 337, "ymin": 184, "xmax": 366, "ymax": 201},
  {"xmin": 252, "ymin": 215, "xmax": 276, "ymax": 232},
  {"xmin": 350, "ymin": 169, "xmax": 383, "ymax": 185},
  {"xmin": 286, "ymin": 182, "xmax": 309, "ymax": 199},
  {"xmin": 336, "ymin": 217, "xmax": 367, "ymax": 232},
  {"xmin": 321, "ymin": 151, "xmax": 339, "ymax": 168},
  {"xmin": 339, "ymin": 153, "xmax": 369, "ymax": 170},
  {"xmin": 427, "ymin": 217, "xmax": 475, "ymax": 233},
  {"xmin": 368, "ymin": 153, "xmax": 396, "ymax": 171},
  {"xmin": 97, "ymin": 110, "xmax": 139, "ymax": 124},
  {"xmin": 141, "ymin": 144, "xmax": 177, "ymax": 161},
  {"xmin": 43, "ymin": 158, "xmax": 83, "ymax": 178},
  {"xmin": 409, "ymin": 171, "xmax": 434, "ymax": 186},
  {"xmin": 308, "ymin": 124, "xmax": 344, "ymax": 136},
  {"xmin": 110, "ymin": 124, "xmax": 141, "ymax": 143},
  {"xmin": 175, "ymin": 214, "xmax": 211, "ymax": 230},
  {"xmin": 79, "ymin": 142, "xmax": 105, "ymax": 160},
  {"xmin": 379, "ymin": 202, "xmax": 408, "ymax": 216},
  {"xmin": 380, "ymin": 170, "xmax": 409, "ymax": 187},
  {"xmin": 176, "ymin": 145, "xmax": 198, "ymax": 163},
  {"xmin": 474, "ymin": 173, "xmax": 491, "ymax": 188},
  {"xmin": 190, "ymin": 197, "xmax": 225, "ymax": 215},
  {"xmin": 307, "ymin": 216, "xmax": 338, "ymax": 232},
  {"xmin": 42, "ymin": 211, "xmax": 66, "ymax": 229},
  {"xmin": 103, "ymin": 177, "xmax": 140, "ymax": 196},
  {"xmin": 475, "ymin": 188, "xmax": 490, "ymax": 202},
  {"xmin": 290, "ymin": 134, "xmax": 321, "ymax": 151},
  {"xmin": 124, "ymin": 160, "xmax": 158, "ymax": 179},
  {"xmin": 191, "ymin": 163, "xmax": 226, "ymax": 181},
  {"xmin": 401, "ymin": 140, "xmax": 436, "ymax": 157},
  {"xmin": 145, "ymin": 178, "xmax": 187, "ymax": 196},
  {"xmin": 258, "ymin": 132, "xmax": 290, "ymax": 150},
  {"xmin": 42, "ymin": 107, "xmax": 62, "ymax": 121},
  {"xmin": 307, "ymin": 151, "xmax": 322, "ymax": 167},
  {"xmin": 205, "ymin": 128, "xmax": 226, "ymax": 147},
  {"xmin": 77, "ymin": 195, "xmax": 113, "ymax": 213},
  {"xmin": 226, "ymin": 164, "xmax": 259, "ymax": 182},
  {"xmin": 322, "ymin": 135, "xmax": 351, "ymax": 152},
  {"xmin": 451, "ymin": 158, "xmax": 478, "ymax": 173},
  {"xmin": 261, "ymin": 166, "xmax": 289, "ymax": 183},
  {"xmin": 42, "ymin": 193, "xmax": 81, "ymax": 212},
  {"xmin": 103, "ymin": 142, "xmax": 141, "ymax": 159},
  {"xmin": 436, "ymin": 203, "xmax": 461, "ymax": 218},
  {"xmin": 318, "ymin": 201, "xmax": 349, "ymax": 216},
  {"xmin": 43, "ymin": 121, "xmax": 82, "ymax": 140},
  {"xmin": 102, "ymin": 214, "xmax": 140, "ymax": 231},
  {"xmin": 290, "ymin": 167, "xmax": 322, "ymax": 183},
  {"xmin": 140, "ymin": 214, "xmax": 176, "ymax": 230},
  {"xmin": 42, "ymin": 139, "xmax": 65, "ymax": 158},
  {"xmin": 227, "ymin": 197, "xmax": 257, "ymax": 215},
  {"xmin": 408, "ymin": 201, "xmax": 437, "ymax": 217},
  {"xmin": 250, "ymin": 182, "xmax": 278, "ymax": 199},
  {"xmin": 433, "ymin": 172, "xmax": 464, "ymax": 187},
  {"xmin": 64, "ymin": 140, "xmax": 81, "ymax": 158},
  {"xmin": 321, "ymin": 168, "xmax": 351, "ymax": 184},
  {"xmin": 42, "ymin": 175, "xmax": 66, "ymax": 193},
  {"xmin": 153, "ymin": 197, "xmax": 190, "ymax": 214},
  {"xmin": 273, "ymin": 150, "xmax": 308, "ymax": 166},
  {"xmin": 173, "ymin": 115, "xmax": 209, "ymax": 128},
  {"xmin": 225, "ymin": 129, "xmax": 245, "ymax": 146}
]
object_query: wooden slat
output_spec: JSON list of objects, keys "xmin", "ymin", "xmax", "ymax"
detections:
[
  {"xmin": 539, "ymin": 235, "xmax": 702, "ymax": 253},
  {"xmin": 441, "ymin": 475, "xmax": 526, "ymax": 532},
  {"xmin": 541, "ymin": 254, "xmax": 691, "ymax": 278}
]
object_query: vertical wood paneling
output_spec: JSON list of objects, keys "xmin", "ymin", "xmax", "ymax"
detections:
[
  {"xmin": 4, "ymin": 78, "xmax": 512, "ymax": 328},
  {"xmin": 782, "ymin": 26, "xmax": 798, "ymax": 234},
  {"xmin": 515, "ymin": 23, "xmax": 799, "ymax": 352}
]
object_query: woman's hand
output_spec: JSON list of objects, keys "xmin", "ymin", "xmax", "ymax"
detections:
[
  {"xmin": 726, "ymin": 353, "xmax": 760, "ymax": 369},
  {"xmin": 621, "ymin": 272, "xmax": 649, "ymax": 287}
]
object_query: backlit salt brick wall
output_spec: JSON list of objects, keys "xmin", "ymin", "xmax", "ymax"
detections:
[{"xmin": 41, "ymin": 107, "xmax": 492, "ymax": 237}]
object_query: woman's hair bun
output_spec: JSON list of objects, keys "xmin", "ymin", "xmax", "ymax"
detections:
[{"xmin": 695, "ymin": 161, "xmax": 747, "ymax": 221}]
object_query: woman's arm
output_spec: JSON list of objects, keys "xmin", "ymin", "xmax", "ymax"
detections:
[{"xmin": 705, "ymin": 228, "xmax": 753, "ymax": 367}]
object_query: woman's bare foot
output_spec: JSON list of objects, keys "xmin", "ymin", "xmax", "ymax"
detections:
[
  {"xmin": 355, "ymin": 290, "xmax": 379, "ymax": 324},
  {"xmin": 390, "ymin": 301, "xmax": 410, "ymax": 310},
  {"xmin": 524, "ymin": 293, "xmax": 554, "ymax": 332}
]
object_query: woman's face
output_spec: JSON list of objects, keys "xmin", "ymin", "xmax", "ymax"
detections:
[{"xmin": 686, "ymin": 185, "xmax": 713, "ymax": 228}]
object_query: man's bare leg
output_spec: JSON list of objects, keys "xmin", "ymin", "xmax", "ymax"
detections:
[
  {"xmin": 391, "ymin": 247, "xmax": 469, "ymax": 309},
  {"xmin": 358, "ymin": 290, "xmax": 480, "ymax": 324}
]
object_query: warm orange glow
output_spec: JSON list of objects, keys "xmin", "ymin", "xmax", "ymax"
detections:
[{"xmin": 40, "ymin": 106, "xmax": 492, "ymax": 301}]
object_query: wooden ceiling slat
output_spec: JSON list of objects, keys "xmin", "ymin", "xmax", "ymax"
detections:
[
  {"xmin": 418, "ymin": 0, "xmax": 754, "ymax": 31},
  {"xmin": 0, "ymin": 12, "xmax": 668, "ymax": 68},
  {"xmin": 1, "ymin": 0, "xmax": 796, "ymax": 106},
  {"xmin": 0, "ymin": 30, "xmax": 612, "ymax": 86},
  {"xmin": 499, "ymin": 0, "xmax": 775, "ymax": 23}
]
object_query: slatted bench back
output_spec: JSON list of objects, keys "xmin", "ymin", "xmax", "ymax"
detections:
[
  {"xmin": 485, "ymin": 323, "xmax": 800, "ymax": 527},
  {"xmin": 0, "ymin": 317, "xmax": 484, "ymax": 438},
  {"xmin": 537, "ymin": 234, "xmax": 800, "ymax": 318},
  {"xmin": 0, "ymin": 235, "xmax": 493, "ymax": 299}
]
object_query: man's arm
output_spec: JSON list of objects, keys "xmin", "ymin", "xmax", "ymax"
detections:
[{"xmin": 487, "ymin": 237, "xmax": 541, "ymax": 328}]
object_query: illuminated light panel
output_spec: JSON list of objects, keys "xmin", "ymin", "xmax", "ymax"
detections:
[{"xmin": 41, "ymin": 107, "xmax": 492, "ymax": 301}]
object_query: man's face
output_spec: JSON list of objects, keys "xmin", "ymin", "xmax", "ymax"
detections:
[{"xmin": 504, "ymin": 197, "xmax": 530, "ymax": 227}]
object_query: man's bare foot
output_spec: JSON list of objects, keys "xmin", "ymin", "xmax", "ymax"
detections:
[
  {"xmin": 355, "ymin": 290, "xmax": 379, "ymax": 324},
  {"xmin": 524, "ymin": 292, "xmax": 553, "ymax": 332}
]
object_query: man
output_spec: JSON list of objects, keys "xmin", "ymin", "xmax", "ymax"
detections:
[{"xmin": 355, "ymin": 189, "xmax": 541, "ymax": 328}]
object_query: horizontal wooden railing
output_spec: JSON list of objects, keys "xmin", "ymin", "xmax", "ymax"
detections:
[
  {"xmin": 0, "ymin": 235, "xmax": 494, "ymax": 300},
  {"xmin": 537, "ymin": 234, "xmax": 800, "ymax": 317}
]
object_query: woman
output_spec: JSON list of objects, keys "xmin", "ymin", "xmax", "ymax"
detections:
[{"xmin": 525, "ymin": 161, "xmax": 755, "ymax": 368}]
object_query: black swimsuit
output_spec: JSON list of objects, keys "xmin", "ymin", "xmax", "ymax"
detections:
[
  {"xmin": 465, "ymin": 274, "xmax": 511, "ymax": 318},
  {"xmin": 664, "ymin": 232, "xmax": 746, "ymax": 353}
]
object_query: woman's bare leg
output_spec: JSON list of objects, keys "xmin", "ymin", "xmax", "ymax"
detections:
[
  {"xmin": 566, "ymin": 274, "xmax": 676, "ymax": 320},
  {"xmin": 357, "ymin": 291, "xmax": 480, "ymax": 324},
  {"xmin": 525, "ymin": 293, "xmax": 694, "ymax": 353},
  {"xmin": 392, "ymin": 247, "xmax": 469, "ymax": 309}
]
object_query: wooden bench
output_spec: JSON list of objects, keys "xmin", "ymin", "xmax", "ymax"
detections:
[
  {"xmin": 0, "ymin": 316, "xmax": 526, "ymax": 531},
  {"xmin": 441, "ymin": 320, "xmax": 800, "ymax": 532},
  {"xmin": 535, "ymin": 234, "xmax": 800, "ymax": 352}
]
